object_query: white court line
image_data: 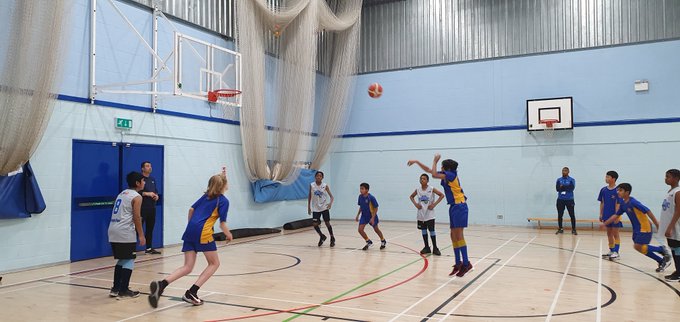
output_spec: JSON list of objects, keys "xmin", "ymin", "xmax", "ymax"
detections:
[
  {"xmin": 439, "ymin": 236, "xmax": 537, "ymax": 321},
  {"xmin": 116, "ymin": 291, "xmax": 217, "ymax": 322},
  {"xmin": 545, "ymin": 238, "xmax": 581, "ymax": 322},
  {"xmin": 596, "ymin": 239, "xmax": 603, "ymax": 322},
  {"xmin": 388, "ymin": 234, "xmax": 519, "ymax": 322},
  {"xmin": 0, "ymin": 276, "xmax": 73, "ymax": 295}
]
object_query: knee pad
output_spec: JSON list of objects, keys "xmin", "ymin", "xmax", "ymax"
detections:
[
  {"xmin": 429, "ymin": 231, "xmax": 436, "ymax": 237},
  {"xmin": 118, "ymin": 259, "xmax": 134, "ymax": 270},
  {"xmin": 421, "ymin": 229, "xmax": 428, "ymax": 235},
  {"xmin": 672, "ymin": 246, "xmax": 680, "ymax": 255}
]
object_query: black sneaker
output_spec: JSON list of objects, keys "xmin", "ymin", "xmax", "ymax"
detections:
[
  {"xmin": 601, "ymin": 252, "xmax": 612, "ymax": 259},
  {"xmin": 656, "ymin": 257, "xmax": 672, "ymax": 273},
  {"xmin": 145, "ymin": 249, "xmax": 161, "ymax": 255},
  {"xmin": 318, "ymin": 235, "xmax": 327, "ymax": 247},
  {"xmin": 555, "ymin": 228, "xmax": 564, "ymax": 234},
  {"xmin": 362, "ymin": 240, "xmax": 373, "ymax": 250},
  {"xmin": 182, "ymin": 290, "xmax": 203, "ymax": 306},
  {"xmin": 420, "ymin": 246, "xmax": 432, "ymax": 254},
  {"xmin": 109, "ymin": 288, "xmax": 119, "ymax": 298},
  {"xmin": 664, "ymin": 271, "xmax": 680, "ymax": 281},
  {"xmin": 330, "ymin": 236, "xmax": 336, "ymax": 247},
  {"xmin": 118, "ymin": 289, "xmax": 140, "ymax": 298},
  {"xmin": 380, "ymin": 240, "xmax": 387, "ymax": 250},
  {"xmin": 148, "ymin": 280, "xmax": 162, "ymax": 308},
  {"xmin": 433, "ymin": 248, "xmax": 441, "ymax": 256},
  {"xmin": 571, "ymin": 230, "xmax": 578, "ymax": 235}
]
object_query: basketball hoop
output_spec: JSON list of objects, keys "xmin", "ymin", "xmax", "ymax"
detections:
[
  {"xmin": 540, "ymin": 119, "xmax": 557, "ymax": 138},
  {"xmin": 207, "ymin": 89, "xmax": 242, "ymax": 103}
]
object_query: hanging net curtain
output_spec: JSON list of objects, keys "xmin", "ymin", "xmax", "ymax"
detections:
[
  {"xmin": 0, "ymin": 0, "xmax": 69, "ymax": 175},
  {"xmin": 236, "ymin": 0, "xmax": 362, "ymax": 183}
]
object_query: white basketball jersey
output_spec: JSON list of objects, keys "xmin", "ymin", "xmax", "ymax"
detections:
[
  {"xmin": 311, "ymin": 182, "xmax": 329, "ymax": 212},
  {"xmin": 108, "ymin": 189, "xmax": 140, "ymax": 243},
  {"xmin": 416, "ymin": 185, "xmax": 436, "ymax": 221},
  {"xmin": 660, "ymin": 186, "xmax": 680, "ymax": 241}
]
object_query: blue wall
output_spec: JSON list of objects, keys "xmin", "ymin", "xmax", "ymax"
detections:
[{"xmin": 348, "ymin": 40, "xmax": 680, "ymax": 135}]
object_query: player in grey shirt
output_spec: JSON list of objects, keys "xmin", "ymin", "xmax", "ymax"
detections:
[{"xmin": 108, "ymin": 172, "xmax": 146, "ymax": 298}]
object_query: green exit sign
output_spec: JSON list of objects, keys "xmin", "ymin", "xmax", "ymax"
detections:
[{"xmin": 115, "ymin": 118, "xmax": 132, "ymax": 130}]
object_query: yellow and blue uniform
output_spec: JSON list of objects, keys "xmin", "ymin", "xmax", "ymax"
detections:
[
  {"xmin": 440, "ymin": 170, "xmax": 468, "ymax": 228},
  {"xmin": 358, "ymin": 193, "xmax": 379, "ymax": 226},
  {"xmin": 598, "ymin": 186, "xmax": 622, "ymax": 228},
  {"xmin": 615, "ymin": 197, "xmax": 652, "ymax": 243},
  {"xmin": 614, "ymin": 197, "xmax": 667, "ymax": 264},
  {"xmin": 181, "ymin": 194, "xmax": 229, "ymax": 252}
]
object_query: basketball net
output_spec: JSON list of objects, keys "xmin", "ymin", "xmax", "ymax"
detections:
[{"xmin": 541, "ymin": 119, "xmax": 557, "ymax": 138}]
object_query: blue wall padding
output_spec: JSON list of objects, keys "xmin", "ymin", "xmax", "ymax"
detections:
[
  {"xmin": 251, "ymin": 168, "xmax": 316, "ymax": 203},
  {"xmin": 0, "ymin": 161, "xmax": 46, "ymax": 219}
]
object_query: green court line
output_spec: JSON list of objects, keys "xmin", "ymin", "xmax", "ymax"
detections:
[{"xmin": 282, "ymin": 245, "xmax": 452, "ymax": 321}]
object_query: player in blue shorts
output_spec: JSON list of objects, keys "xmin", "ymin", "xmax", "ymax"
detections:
[
  {"xmin": 598, "ymin": 171, "xmax": 622, "ymax": 260},
  {"xmin": 355, "ymin": 183, "xmax": 386, "ymax": 250},
  {"xmin": 600, "ymin": 183, "xmax": 671, "ymax": 272},
  {"xmin": 408, "ymin": 154, "xmax": 471, "ymax": 277},
  {"xmin": 148, "ymin": 173, "xmax": 233, "ymax": 308}
]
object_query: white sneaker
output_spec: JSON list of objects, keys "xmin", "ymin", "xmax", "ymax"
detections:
[{"xmin": 608, "ymin": 252, "xmax": 619, "ymax": 260}]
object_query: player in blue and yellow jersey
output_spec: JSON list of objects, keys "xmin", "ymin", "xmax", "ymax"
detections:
[
  {"xmin": 408, "ymin": 154, "xmax": 472, "ymax": 277},
  {"xmin": 600, "ymin": 183, "xmax": 671, "ymax": 272},
  {"xmin": 355, "ymin": 183, "xmax": 386, "ymax": 250},
  {"xmin": 148, "ymin": 173, "xmax": 233, "ymax": 309},
  {"xmin": 598, "ymin": 171, "xmax": 622, "ymax": 260}
]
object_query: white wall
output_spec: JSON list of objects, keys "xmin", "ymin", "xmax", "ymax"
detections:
[{"xmin": 330, "ymin": 122, "xmax": 680, "ymax": 226}]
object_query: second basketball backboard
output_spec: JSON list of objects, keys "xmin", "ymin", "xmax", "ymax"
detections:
[{"xmin": 527, "ymin": 97, "xmax": 573, "ymax": 131}]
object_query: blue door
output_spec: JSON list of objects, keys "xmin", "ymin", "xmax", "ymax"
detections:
[
  {"xmin": 71, "ymin": 140, "xmax": 164, "ymax": 261},
  {"xmin": 121, "ymin": 143, "xmax": 164, "ymax": 251},
  {"xmin": 71, "ymin": 140, "xmax": 121, "ymax": 261}
]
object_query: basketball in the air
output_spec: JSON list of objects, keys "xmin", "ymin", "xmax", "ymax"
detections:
[{"xmin": 368, "ymin": 83, "xmax": 383, "ymax": 98}]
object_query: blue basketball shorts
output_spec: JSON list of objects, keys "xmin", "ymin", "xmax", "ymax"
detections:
[
  {"xmin": 602, "ymin": 213, "xmax": 623, "ymax": 228},
  {"xmin": 182, "ymin": 240, "xmax": 217, "ymax": 252},
  {"xmin": 449, "ymin": 203, "xmax": 469, "ymax": 228},
  {"xmin": 632, "ymin": 232, "xmax": 652, "ymax": 245},
  {"xmin": 359, "ymin": 215, "xmax": 379, "ymax": 227}
]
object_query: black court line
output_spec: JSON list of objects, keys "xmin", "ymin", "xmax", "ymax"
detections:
[
  {"xmin": 45, "ymin": 280, "xmax": 365, "ymax": 322},
  {"xmin": 427, "ymin": 264, "xmax": 617, "ymax": 319},
  {"xmin": 157, "ymin": 252, "xmax": 301, "ymax": 277},
  {"xmin": 0, "ymin": 227, "xmax": 313, "ymax": 290},
  {"xmin": 492, "ymin": 236, "xmax": 680, "ymax": 297},
  {"xmin": 420, "ymin": 259, "xmax": 501, "ymax": 322}
]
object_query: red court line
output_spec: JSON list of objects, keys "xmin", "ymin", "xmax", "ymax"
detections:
[{"xmin": 205, "ymin": 242, "xmax": 429, "ymax": 321}]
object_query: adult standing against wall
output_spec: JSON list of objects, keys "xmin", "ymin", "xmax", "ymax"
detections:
[
  {"xmin": 556, "ymin": 167, "xmax": 577, "ymax": 235},
  {"xmin": 141, "ymin": 161, "xmax": 161, "ymax": 254}
]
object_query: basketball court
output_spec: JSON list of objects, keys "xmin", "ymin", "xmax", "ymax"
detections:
[
  {"xmin": 1, "ymin": 222, "xmax": 679, "ymax": 321},
  {"xmin": 2, "ymin": 0, "xmax": 680, "ymax": 321}
]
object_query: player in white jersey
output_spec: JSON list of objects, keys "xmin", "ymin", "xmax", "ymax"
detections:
[
  {"xmin": 308, "ymin": 171, "xmax": 335, "ymax": 247},
  {"xmin": 409, "ymin": 174, "xmax": 445, "ymax": 255},
  {"xmin": 661, "ymin": 169, "xmax": 680, "ymax": 281},
  {"xmin": 108, "ymin": 172, "xmax": 146, "ymax": 298}
]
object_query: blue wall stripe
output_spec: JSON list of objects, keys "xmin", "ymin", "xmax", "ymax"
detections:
[
  {"xmin": 56, "ymin": 94, "xmax": 241, "ymax": 125},
  {"xmin": 56, "ymin": 94, "xmax": 679, "ymax": 138},
  {"xmin": 342, "ymin": 117, "xmax": 680, "ymax": 138}
]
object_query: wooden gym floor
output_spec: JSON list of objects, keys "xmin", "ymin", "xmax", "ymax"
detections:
[{"xmin": 1, "ymin": 221, "xmax": 679, "ymax": 321}]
